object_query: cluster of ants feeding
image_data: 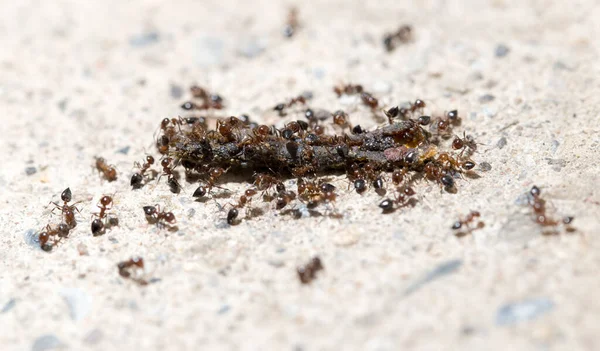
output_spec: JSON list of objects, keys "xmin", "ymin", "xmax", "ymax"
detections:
[
  {"xmin": 35, "ymin": 82, "xmax": 577, "ymax": 286},
  {"xmin": 135, "ymin": 84, "xmax": 483, "ymax": 227}
]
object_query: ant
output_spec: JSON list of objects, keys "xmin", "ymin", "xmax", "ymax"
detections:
[
  {"xmin": 38, "ymin": 223, "xmax": 70, "ymax": 252},
  {"xmin": 50, "ymin": 187, "xmax": 81, "ymax": 229},
  {"xmin": 384, "ymin": 99, "xmax": 426, "ymax": 123},
  {"xmin": 527, "ymin": 186, "xmax": 575, "ymax": 234},
  {"xmin": 226, "ymin": 188, "xmax": 258, "ymax": 225},
  {"xmin": 193, "ymin": 167, "xmax": 227, "ymax": 198},
  {"xmin": 360, "ymin": 92, "xmax": 378, "ymax": 109},
  {"xmin": 333, "ymin": 84, "xmax": 363, "ymax": 97},
  {"xmin": 91, "ymin": 195, "xmax": 118, "ymax": 236},
  {"xmin": 379, "ymin": 186, "xmax": 416, "ymax": 213},
  {"xmin": 143, "ymin": 205, "xmax": 176, "ymax": 229},
  {"xmin": 95, "ymin": 157, "xmax": 117, "ymax": 182},
  {"xmin": 117, "ymin": 257, "xmax": 148, "ymax": 286},
  {"xmin": 424, "ymin": 162, "xmax": 456, "ymax": 189},
  {"xmin": 297, "ymin": 178, "xmax": 337, "ymax": 208},
  {"xmin": 131, "ymin": 155, "xmax": 157, "ymax": 189},
  {"xmin": 452, "ymin": 132, "xmax": 478, "ymax": 157},
  {"xmin": 159, "ymin": 157, "xmax": 181, "ymax": 194},
  {"xmin": 451, "ymin": 210, "xmax": 484, "ymax": 237},
  {"xmin": 297, "ymin": 256, "xmax": 324, "ymax": 284},
  {"xmin": 273, "ymin": 95, "xmax": 307, "ymax": 116},
  {"xmin": 275, "ymin": 190, "xmax": 297, "ymax": 210},
  {"xmin": 383, "ymin": 25, "xmax": 413, "ymax": 52},
  {"xmin": 181, "ymin": 85, "xmax": 224, "ymax": 110},
  {"xmin": 283, "ymin": 7, "xmax": 299, "ymax": 37},
  {"xmin": 432, "ymin": 110, "xmax": 460, "ymax": 136},
  {"xmin": 332, "ymin": 110, "xmax": 352, "ymax": 130}
]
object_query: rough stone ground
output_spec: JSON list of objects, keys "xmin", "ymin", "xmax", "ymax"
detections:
[{"xmin": 1, "ymin": 0, "xmax": 599, "ymax": 350}]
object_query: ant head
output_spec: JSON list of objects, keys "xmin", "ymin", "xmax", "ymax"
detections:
[{"xmin": 100, "ymin": 196, "xmax": 112, "ymax": 207}]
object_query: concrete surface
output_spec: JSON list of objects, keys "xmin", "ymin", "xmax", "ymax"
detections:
[{"xmin": 1, "ymin": 0, "xmax": 599, "ymax": 350}]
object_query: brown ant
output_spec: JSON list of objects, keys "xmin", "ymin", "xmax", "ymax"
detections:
[
  {"xmin": 424, "ymin": 162, "xmax": 456, "ymax": 189},
  {"xmin": 193, "ymin": 167, "xmax": 227, "ymax": 198},
  {"xmin": 332, "ymin": 110, "xmax": 352, "ymax": 130},
  {"xmin": 226, "ymin": 188, "xmax": 258, "ymax": 225},
  {"xmin": 117, "ymin": 257, "xmax": 148, "ymax": 286},
  {"xmin": 143, "ymin": 205, "xmax": 176, "ymax": 229},
  {"xmin": 275, "ymin": 190, "xmax": 297, "ymax": 210},
  {"xmin": 333, "ymin": 84, "xmax": 363, "ymax": 97},
  {"xmin": 181, "ymin": 85, "xmax": 224, "ymax": 111},
  {"xmin": 379, "ymin": 186, "xmax": 416, "ymax": 213},
  {"xmin": 384, "ymin": 99, "xmax": 426, "ymax": 123},
  {"xmin": 131, "ymin": 155, "xmax": 156, "ymax": 189},
  {"xmin": 50, "ymin": 187, "xmax": 81, "ymax": 229},
  {"xmin": 95, "ymin": 157, "xmax": 117, "ymax": 182},
  {"xmin": 452, "ymin": 132, "xmax": 479, "ymax": 157},
  {"xmin": 273, "ymin": 95, "xmax": 308, "ymax": 116},
  {"xmin": 432, "ymin": 110, "xmax": 460, "ymax": 136},
  {"xmin": 38, "ymin": 223, "xmax": 70, "ymax": 252},
  {"xmin": 383, "ymin": 25, "xmax": 413, "ymax": 52},
  {"xmin": 159, "ymin": 157, "xmax": 181, "ymax": 194},
  {"xmin": 297, "ymin": 178, "xmax": 337, "ymax": 209},
  {"xmin": 91, "ymin": 195, "xmax": 118, "ymax": 236},
  {"xmin": 297, "ymin": 256, "xmax": 324, "ymax": 284},
  {"xmin": 360, "ymin": 92, "xmax": 378, "ymax": 109},
  {"xmin": 451, "ymin": 210, "xmax": 484, "ymax": 237},
  {"xmin": 283, "ymin": 7, "xmax": 299, "ymax": 37},
  {"xmin": 527, "ymin": 186, "xmax": 575, "ymax": 234}
]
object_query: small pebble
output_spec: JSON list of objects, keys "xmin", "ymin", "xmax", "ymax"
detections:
[
  {"xmin": 31, "ymin": 334, "xmax": 63, "ymax": 351},
  {"xmin": 60, "ymin": 288, "xmax": 92, "ymax": 321},
  {"xmin": 116, "ymin": 146, "xmax": 130, "ymax": 155},
  {"xmin": 129, "ymin": 32, "xmax": 160, "ymax": 47},
  {"xmin": 495, "ymin": 44, "xmax": 510, "ymax": 57},
  {"xmin": 372, "ymin": 80, "xmax": 392, "ymax": 94},
  {"xmin": 479, "ymin": 162, "xmax": 492, "ymax": 172},
  {"xmin": 404, "ymin": 259, "xmax": 462, "ymax": 296},
  {"xmin": 1, "ymin": 298, "xmax": 16, "ymax": 313},
  {"xmin": 195, "ymin": 36, "xmax": 224, "ymax": 67},
  {"xmin": 237, "ymin": 37, "xmax": 267, "ymax": 58},
  {"xmin": 496, "ymin": 137, "xmax": 507, "ymax": 149},
  {"xmin": 496, "ymin": 297, "xmax": 554, "ymax": 326},
  {"xmin": 217, "ymin": 304, "xmax": 230, "ymax": 314},
  {"xmin": 170, "ymin": 84, "xmax": 183, "ymax": 99},
  {"xmin": 83, "ymin": 329, "xmax": 103, "ymax": 345},
  {"xmin": 25, "ymin": 167, "xmax": 37, "ymax": 176},
  {"xmin": 479, "ymin": 94, "xmax": 495, "ymax": 103}
]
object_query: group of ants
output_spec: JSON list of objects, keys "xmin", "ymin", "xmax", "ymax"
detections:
[{"xmin": 37, "ymin": 84, "xmax": 575, "ymax": 285}]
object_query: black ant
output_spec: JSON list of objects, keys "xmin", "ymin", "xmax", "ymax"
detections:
[
  {"xmin": 383, "ymin": 25, "xmax": 413, "ymax": 52},
  {"xmin": 38, "ymin": 223, "xmax": 70, "ymax": 252},
  {"xmin": 131, "ymin": 155, "xmax": 156, "ymax": 188},
  {"xmin": 143, "ymin": 205, "xmax": 176, "ymax": 229},
  {"xmin": 451, "ymin": 210, "xmax": 484, "ymax": 237},
  {"xmin": 91, "ymin": 195, "xmax": 118, "ymax": 236},
  {"xmin": 117, "ymin": 257, "xmax": 148, "ymax": 286},
  {"xmin": 50, "ymin": 187, "xmax": 81, "ymax": 229},
  {"xmin": 297, "ymin": 256, "xmax": 324, "ymax": 284},
  {"xmin": 95, "ymin": 157, "xmax": 117, "ymax": 182}
]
